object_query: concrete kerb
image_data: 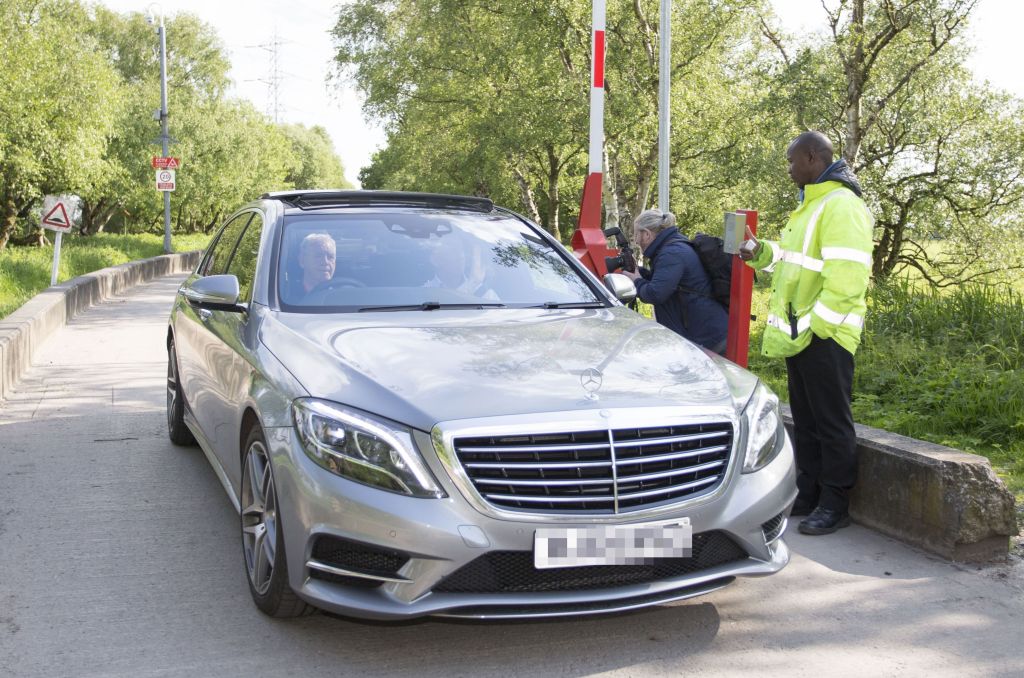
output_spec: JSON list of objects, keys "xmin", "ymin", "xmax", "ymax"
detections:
[
  {"xmin": 782, "ymin": 407, "xmax": 1018, "ymax": 563},
  {"xmin": 0, "ymin": 251, "xmax": 200, "ymax": 401}
]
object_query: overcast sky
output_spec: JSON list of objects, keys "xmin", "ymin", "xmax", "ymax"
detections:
[{"xmin": 97, "ymin": 0, "xmax": 1023, "ymax": 188}]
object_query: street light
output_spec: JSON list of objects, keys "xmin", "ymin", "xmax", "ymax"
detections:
[{"xmin": 147, "ymin": 4, "xmax": 172, "ymax": 254}]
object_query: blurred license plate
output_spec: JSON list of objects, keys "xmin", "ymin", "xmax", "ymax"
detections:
[{"xmin": 534, "ymin": 519, "xmax": 692, "ymax": 569}]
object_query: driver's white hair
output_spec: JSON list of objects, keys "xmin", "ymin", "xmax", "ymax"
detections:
[{"xmin": 300, "ymin": 232, "xmax": 335, "ymax": 256}]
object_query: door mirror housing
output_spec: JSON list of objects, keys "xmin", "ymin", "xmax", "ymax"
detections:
[
  {"xmin": 602, "ymin": 273, "xmax": 637, "ymax": 304},
  {"xmin": 183, "ymin": 274, "xmax": 244, "ymax": 312}
]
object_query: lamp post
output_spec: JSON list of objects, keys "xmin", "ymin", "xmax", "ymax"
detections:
[{"xmin": 148, "ymin": 4, "xmax": 171, "ymax": 254}]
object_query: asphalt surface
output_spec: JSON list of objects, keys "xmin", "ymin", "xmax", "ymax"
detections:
[{"xmin": 1, "ymin": 274, "xmax": 1022, "ymax": 678}]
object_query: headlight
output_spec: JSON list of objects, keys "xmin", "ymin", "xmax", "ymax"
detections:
[
  {"xmin": 292, "ymin": 398, "xmax": 445, "ymax": 498},
  {"xmin": 741, "ymin": 382, "xmax": 784, "ymax": 473}
]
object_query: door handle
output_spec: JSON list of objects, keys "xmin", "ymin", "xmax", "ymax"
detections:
[{"xmin": 198, "ymin": 308, "xmax": 212, "ymax": 321}]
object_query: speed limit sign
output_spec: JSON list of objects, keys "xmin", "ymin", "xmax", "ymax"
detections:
[{"xmin": 155, "ymin": 169, "xmax": 176, "ymax": 192}]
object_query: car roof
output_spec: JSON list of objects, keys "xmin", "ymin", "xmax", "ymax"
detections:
[{"xmin": 260, "ymin": 190, "xmax": 495, "ymax": 214}]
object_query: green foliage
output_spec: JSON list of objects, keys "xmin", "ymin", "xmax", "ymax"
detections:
[
  {"xmin": 0, "ymin": 232, "xmax": 210, "ymax": 318},
  {"xmin": 0, "ymin": 0, "xmax": 350, "ymax": 245},
  {"xmin": 749, "ymin": 280, "xmax": 1024, "ymax": 498}
]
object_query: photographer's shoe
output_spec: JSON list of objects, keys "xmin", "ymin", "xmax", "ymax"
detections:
[{"xmin": 798, "ymin": 507, "xmax": 851, "ymax": 535}]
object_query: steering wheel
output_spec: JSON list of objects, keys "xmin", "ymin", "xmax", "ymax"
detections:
[{"xmin": 319, "ymin": 277, "xmax": 367, "ymax": 290}]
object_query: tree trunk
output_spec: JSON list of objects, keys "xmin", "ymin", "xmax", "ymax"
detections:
[
  {"xmin": 602, "ymin": 146, "xmax": 620, "ymax": 232},
  {"xmin": 0, "ymin": 196, "xmax": 17, "ymax": 251},
  {"xmin": 546, "ymin": 145, "xmax": 561, "ymax": 241},
  {"xmin": 633, "ymin": 145, "xmax": 659, "ymax": 219},
  {"xmin": 843, "ymin": 0, "xmax": 866, "ymax": 165},
  {"xmin": 510, "ymin": 161, "xmax": 542, "ymax": 224}
]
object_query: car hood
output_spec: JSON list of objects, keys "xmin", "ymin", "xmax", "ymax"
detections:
[{"xmin": 260, "ymin": 307, "xmax": 749, "ymax": 432}]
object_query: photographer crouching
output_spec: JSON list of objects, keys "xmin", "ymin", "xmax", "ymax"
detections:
[{"xmin": 619, "ymin": 209, "xmax": 728, "ymax": 354}]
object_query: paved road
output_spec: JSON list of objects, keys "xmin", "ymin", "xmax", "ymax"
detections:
[{"xmin": 1, "ymin": 275, "xmax": 1022, "ymax": 678}]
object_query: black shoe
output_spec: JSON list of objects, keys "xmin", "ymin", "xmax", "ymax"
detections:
[
  {"xmin": 798, "ymin": 507, "xmax": 851, "ymax": 535},
  {"xmin": 790, "ymin": 499, "xmax": 816, "ymax": 517}
]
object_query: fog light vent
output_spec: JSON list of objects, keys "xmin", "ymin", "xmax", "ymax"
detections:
[{"xmin": 761, "ymin": 512, "xmax": 787, "ymax": 544}]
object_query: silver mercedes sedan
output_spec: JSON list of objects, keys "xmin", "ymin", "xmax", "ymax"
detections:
[{"xmin": 166, "ymin": 190, "xmax": 796, "ymax": 620}]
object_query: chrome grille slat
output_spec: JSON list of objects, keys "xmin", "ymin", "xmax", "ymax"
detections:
[
  {"xmin": 457, "ymin": 441, "xmax": 610, "ymax": 453},
  {"xmin": 613, "ymin": 431, "xmax": 729, "ymax": 449},
  {"xmin": 616, "ymin": 476, "xmax": 719, "ymax": 501},
  {"xmin": 464, "ymin": 460, "xmax": 612, "ymax": 470},
  {"xmin": 475, "ymin": 477, "xmax": 614, "ymax": 488},
  {"xmin": 453, "ymin": 421, "xmax": 733, "ymax": 514},
  {"xmin": 616, "ymin": 459, "xmax": 725, "ymax": 484},
  {"xmin": 614, "ymin": 445, "xmax": 728, "ymax": 466},
  {"xmin": 484, "ymin": 493, "xmax": 616, "ymax": 504}
]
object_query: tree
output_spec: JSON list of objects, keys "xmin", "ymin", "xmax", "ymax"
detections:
[
  {"xmin": 332, "ymin": 0, "xmax": 770, "ymax": 242},
  {"xmin": 759, "ymin": 0, "xmax": 1024, "ymax": 283},
  {"xmin": 281, "ymin": 124, "xmax": 352, "ymax": 190},
  {"xmin": 0, "ymin": 0, "xmax": 122, "ymax": 249}
]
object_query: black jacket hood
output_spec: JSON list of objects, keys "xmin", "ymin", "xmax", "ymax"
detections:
[{"xmin": 816, "ymin": 158, "xmax": 863, "ymax": 196}]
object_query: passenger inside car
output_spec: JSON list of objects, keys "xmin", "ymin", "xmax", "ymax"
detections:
[{"xmin": 424, "ymin": 237, "xmax": 498, "ymax": 300}]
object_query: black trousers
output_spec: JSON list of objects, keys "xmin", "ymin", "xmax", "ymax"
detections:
[{"xmin": 785, "ymin": 335, "xmax": 857, "ymax": 513}]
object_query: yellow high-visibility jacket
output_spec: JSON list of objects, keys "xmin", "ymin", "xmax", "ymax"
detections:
[{"xmin": 746, "ymin": 180, "xmax": 874, "ymax": 357}]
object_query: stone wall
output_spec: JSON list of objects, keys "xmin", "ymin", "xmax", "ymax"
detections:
[{"xmin": 783, "ymin": 409, "xmax": 1018, "ymax": 563}]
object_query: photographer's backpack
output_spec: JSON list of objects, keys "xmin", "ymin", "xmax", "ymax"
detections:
[{"xmin": 681, "ymin": 233, "xmax": 733, "ymax": 310}]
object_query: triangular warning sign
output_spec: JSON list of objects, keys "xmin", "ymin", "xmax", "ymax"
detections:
[
  {"xmin": 42, "ymin": 202, "xmax": 71, "ymax": 229},
  {"xmin": 166, "ymin": 157, "xmax": 180, "ymax": 169}
]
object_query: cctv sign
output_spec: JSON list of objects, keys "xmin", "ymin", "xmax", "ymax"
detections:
[{"xmin": 155, "ymin": 169, "xmax": 176, "ymax": 192}]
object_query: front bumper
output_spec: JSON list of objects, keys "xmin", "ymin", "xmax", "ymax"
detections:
[{"xmin": 266, "ymin": 423, "xmax": 796, "ymax": 620}]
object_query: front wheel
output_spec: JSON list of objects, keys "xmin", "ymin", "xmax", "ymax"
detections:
[{"xmin": 240, "ymin": 425, "xmax": 314, "ymax": 618}]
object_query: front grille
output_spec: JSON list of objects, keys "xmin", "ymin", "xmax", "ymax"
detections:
[
  {"xmin": 434, "ymin": 531, "xmax": 747, "ymax": 594},
  {"xmin": 453, "ymin": 421, "xmax": 733, "ymax": 513},
  {"xmin": 308, "ymin": 535, "xmax": 410, "ymax": 588}
]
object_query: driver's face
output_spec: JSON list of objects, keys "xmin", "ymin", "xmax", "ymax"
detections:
[{"xmin": 300, "ymin": 241, "xmax": 336, "ymax": 284}]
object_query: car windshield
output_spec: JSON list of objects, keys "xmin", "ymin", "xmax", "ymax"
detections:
[{"xmin": 277, "ymin": 210, "xmax": 604, "ymax": 311}]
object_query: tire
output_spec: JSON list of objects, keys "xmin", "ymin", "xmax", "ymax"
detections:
[
  {"xmin": 240, "ymin": 425, "xmax": 315, "ymax": 618},
  {"xmin": 166, "ymin": 338, "xmax": 196, "ymax": 446}
]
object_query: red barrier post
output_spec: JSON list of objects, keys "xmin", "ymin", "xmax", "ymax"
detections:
[{"xmin": 725, "ymin": 210, "xmax": 757, "ymax": 367}]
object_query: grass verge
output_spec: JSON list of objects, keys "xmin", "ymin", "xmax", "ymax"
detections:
[
  {"xmin": 0, "ymin": 232, "xmax": 210, "ymax": 319},
  {"xmin": 748, "ymin": 279, "xmax": 1024, "ymax": 503}
]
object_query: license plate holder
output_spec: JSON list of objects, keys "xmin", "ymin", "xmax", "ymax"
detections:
[{"xmin": 533, "ymin": 518, "xmax": 692, "ymax": 569}]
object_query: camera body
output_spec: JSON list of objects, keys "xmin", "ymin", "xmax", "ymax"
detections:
[{"xmin": 603, "ymin": 227, "xmax": 637, "ymax": 273}]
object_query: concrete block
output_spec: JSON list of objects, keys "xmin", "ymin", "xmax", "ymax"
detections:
[{"xmin": 782, "ymin": 409, "xmax": 1018, "ymax": 563}]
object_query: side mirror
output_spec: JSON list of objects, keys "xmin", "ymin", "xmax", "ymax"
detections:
[
  {"xmin": 183, "ymin": 274, "xmax": 244, "ymax": 312},
  {"xmin": 603, "ymin": 273, "xmax": 637, "ymax": 304}
]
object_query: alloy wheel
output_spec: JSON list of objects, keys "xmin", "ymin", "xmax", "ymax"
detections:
[{"xmin": 241, "ymin": 441, "xmax": 278, "ymax": 595}]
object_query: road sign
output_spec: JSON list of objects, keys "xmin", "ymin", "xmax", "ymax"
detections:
[
  {"xmin": 156, "ymin": 169, "xmax": 176, "ymax": 192},
  {"xmin": 151, "ymin": 156, "xmax": 181, "ymax": 169},
  {"xmin": 40, "ymin": 195, "xmax": 80, "ymax": 233},
  {"xmin": 40, "ymin": 195, "xmax": 82, "ymax": 286}
]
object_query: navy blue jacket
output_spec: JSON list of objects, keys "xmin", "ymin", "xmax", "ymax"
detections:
[{"xmin": 634, "ymin": 228, "xmax": 729, "ymax": 350}]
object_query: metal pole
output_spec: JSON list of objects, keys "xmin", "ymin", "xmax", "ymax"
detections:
[
  {"xmin": 658, "ymin": 0, "xmax": 671, "ymax": 212},
  {"xmin": 159, "ymin": 17, "xmax": 171, "ymax": 254},
  {"xmin": 50, "ymin": 231, "xmax": 63, "ymax": 286}
]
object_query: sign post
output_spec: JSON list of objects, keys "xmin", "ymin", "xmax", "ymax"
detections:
[{"xmin": 40, "ymin": 195, "xmax": 81, "ymax": 286}]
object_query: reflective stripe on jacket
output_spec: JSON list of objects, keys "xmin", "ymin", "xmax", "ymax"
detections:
[{"xmin": 746, "ymin": 180, "xmax": 874, "ymax": 357}]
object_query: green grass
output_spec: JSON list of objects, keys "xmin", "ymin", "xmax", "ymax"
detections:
[
  {"xmin": 0, "ymin": 232, "xmax": 210, "ymax": 319},
  {"xmin": 748, "ymin": 278, "xmax": 1024, "ymax": 502}
]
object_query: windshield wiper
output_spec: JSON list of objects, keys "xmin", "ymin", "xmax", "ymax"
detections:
[
  {"xmin": 358, "ymin": 301, "xmax": 507, "ymax": 312},
  {"xmin": 529, "ymin": 301, "xmax": 607, "ymax": 309}
]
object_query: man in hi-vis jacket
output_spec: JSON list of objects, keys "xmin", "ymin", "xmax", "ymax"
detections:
[{"xmin": 740, "ymin": 131, "xmax": 874, "ymax": 535}]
